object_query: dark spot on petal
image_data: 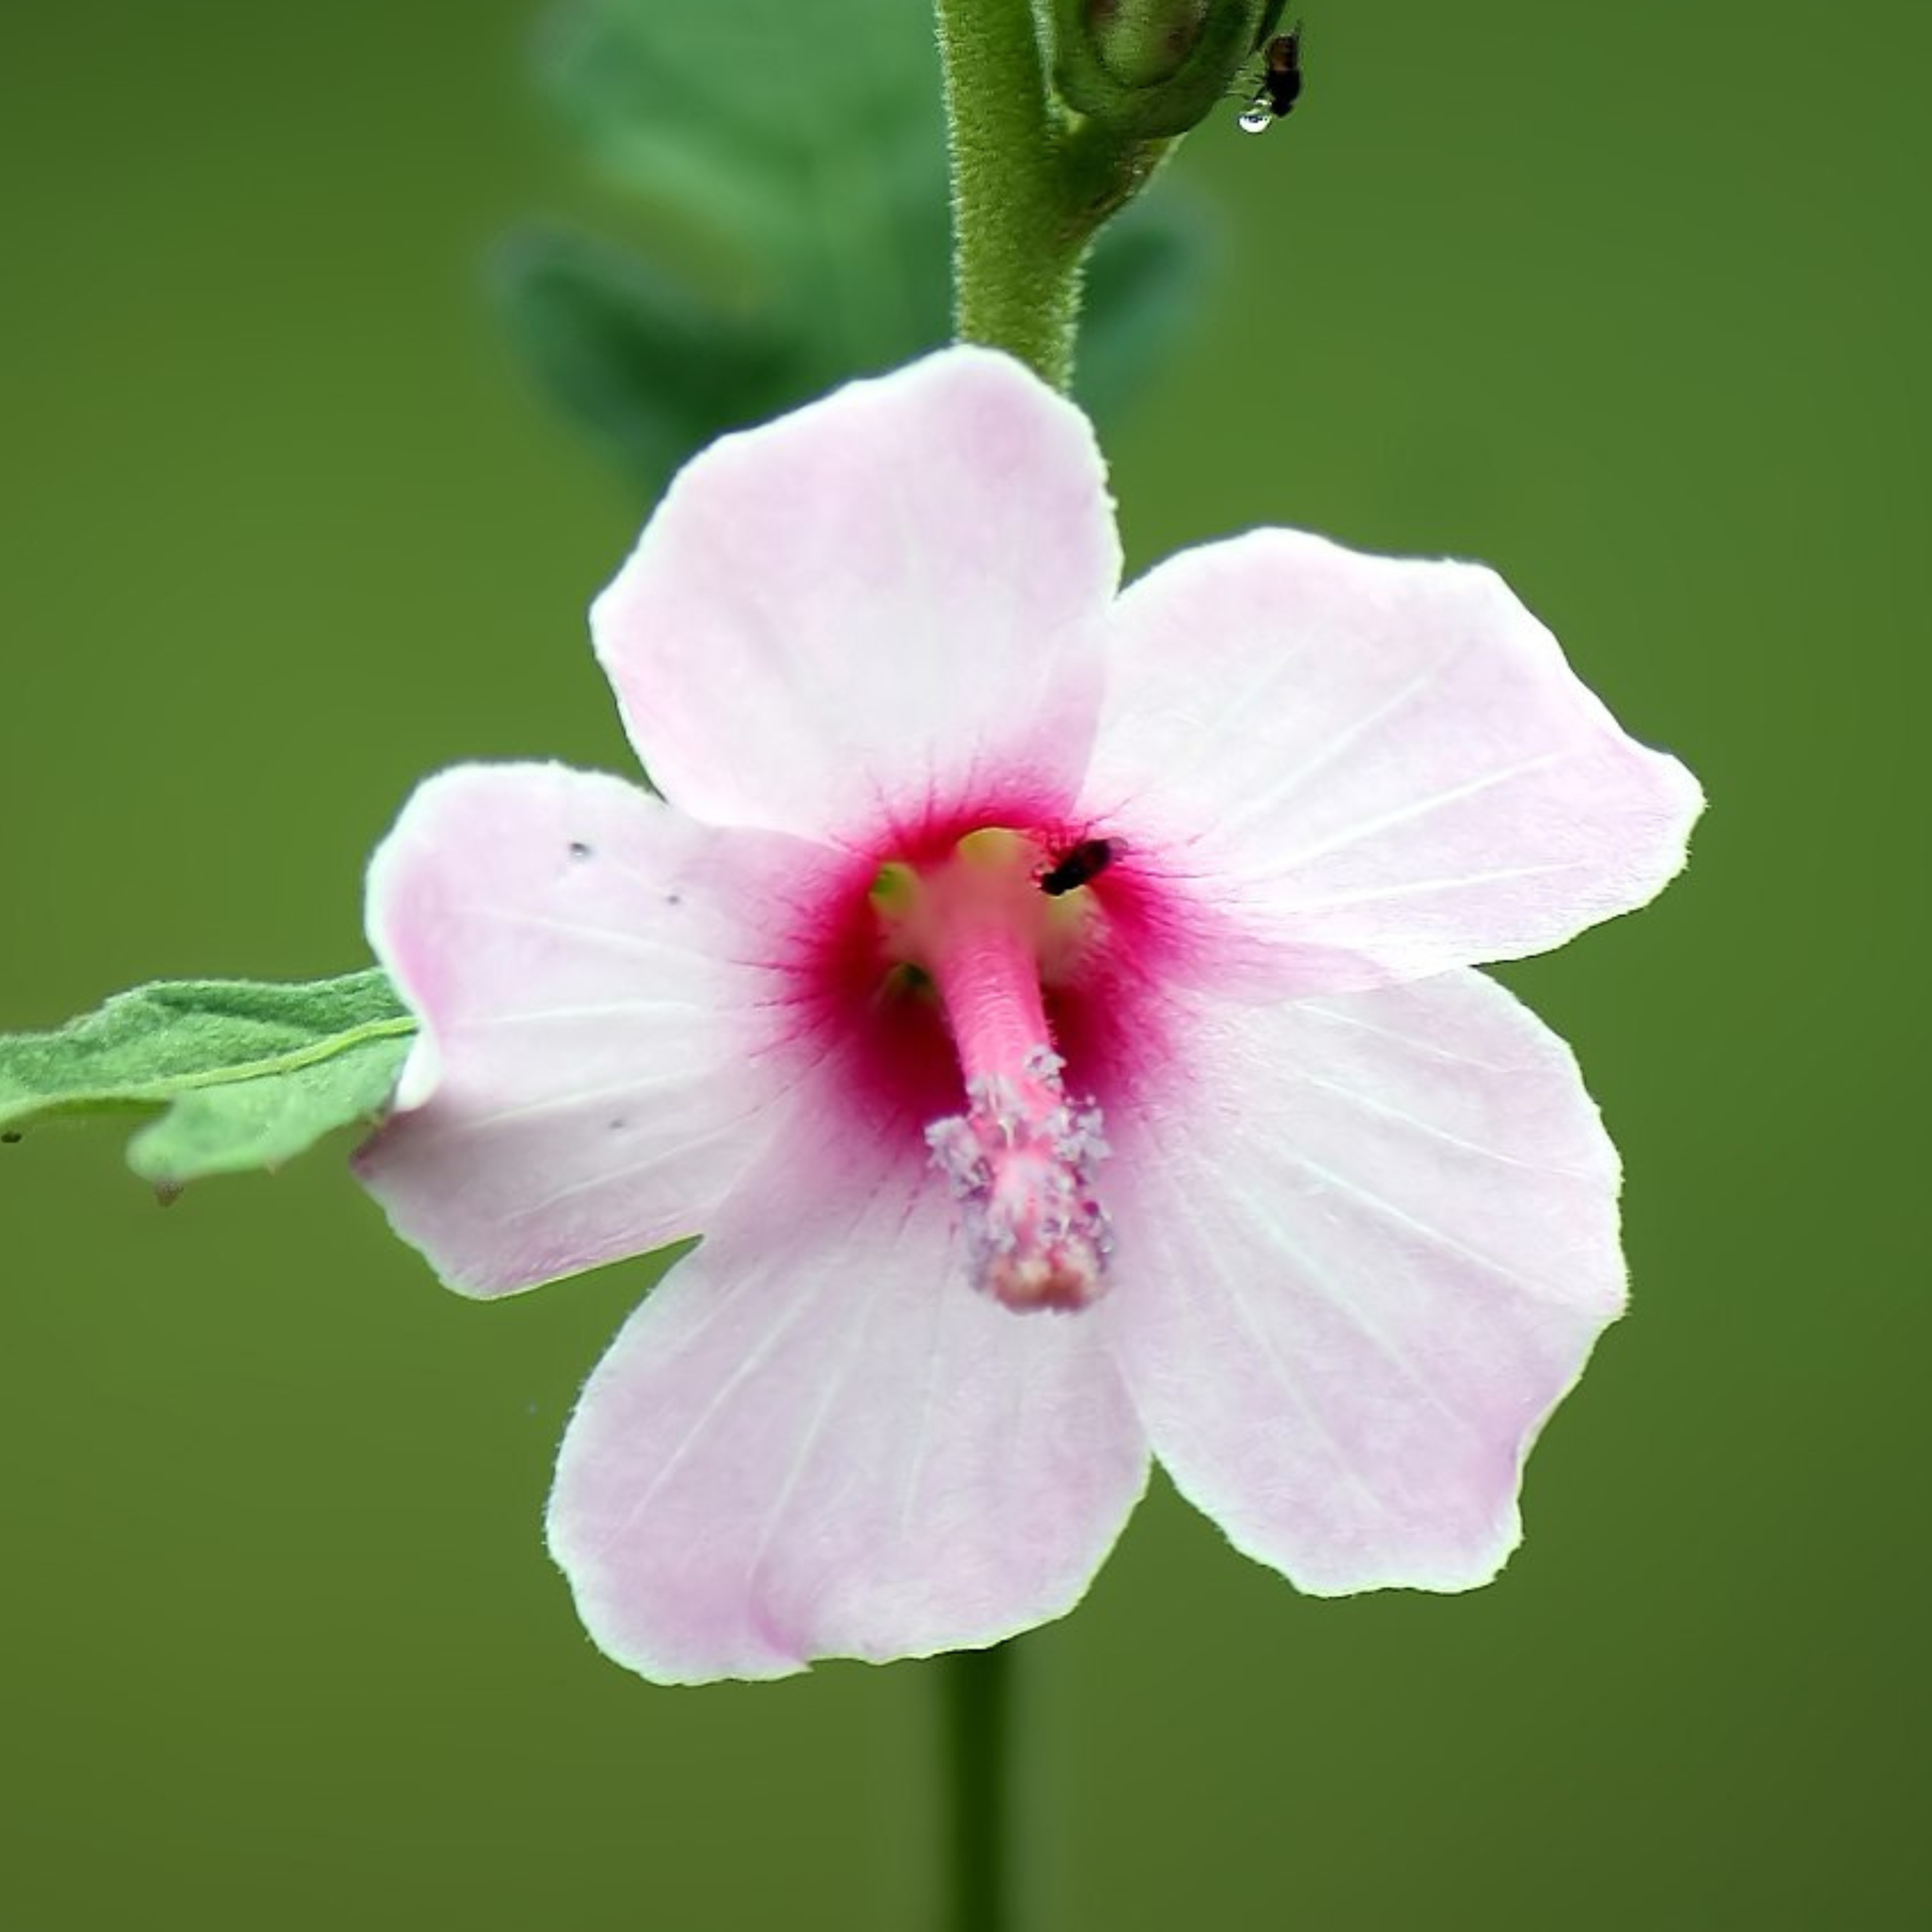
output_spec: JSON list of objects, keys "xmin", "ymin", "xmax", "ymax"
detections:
[
  {"xmin": 1040, "ymin": 837, "xmax": 1115, "ymax": 895},
  {"xmin": 607, "ymin": 1115, "xmax": 629, "ymax": 1132},
  {"xmin": 568, "ymin": 840, "xmax": 593, "ymax": 860},
  {"xmin": 665, "ymin": 891, "xmax": 683, "ymax": 907}
]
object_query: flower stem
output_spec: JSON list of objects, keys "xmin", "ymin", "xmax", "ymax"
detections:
[
  {"xmin": 932, "ymin": 0, "xmax": 1085, "ymax": 390},
  {"xmin": 943, "ymin": 1642, "xmax": 1014, "ymax": 1932},
  {"xmin": 933, "ymin": 0, "xmax": 1270, "ymax": 390}
]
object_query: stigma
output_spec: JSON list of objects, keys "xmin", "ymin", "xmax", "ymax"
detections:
[{"xmin": 873, "ymin": 828, "xmax": 1113, "ymax": 1313}]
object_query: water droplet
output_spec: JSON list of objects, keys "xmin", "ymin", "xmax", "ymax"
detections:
[{"xmin": 1238, "ymin": 97, "xmax": 1274, "ymax": 135}]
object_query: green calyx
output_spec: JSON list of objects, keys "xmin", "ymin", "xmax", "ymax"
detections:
[
  {"xmin": 1050, "ymin": 0, "xmax": 1274, "ymax": 139},
  {"xmin": 934, "ymin": 0, "xmax": 1269, "ymax": 392}
]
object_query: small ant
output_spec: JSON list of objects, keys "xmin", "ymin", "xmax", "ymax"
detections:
[
  {"xmin": 1238, "ymin": 21, "xmax": 1305, "ymax": 134},
  {"xmin": 1039, "ymin": 838, "xmax": 1115, "ymax": 896}
]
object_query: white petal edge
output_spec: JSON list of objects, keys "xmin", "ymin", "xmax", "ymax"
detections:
[
  {"xmin": 357, "ymin": 762, "xmax": 859, "ymax": 1297},
  {"xmin": 592, "ymin": 346, "xmax": 1121, "ymax": 846},
  {"xmin": 547, "ymin": 1100, "xmax": 1149, "ymax": 1683},
  {"xmin": 1080, "ymin": 530, "xmax": 1704, "ymax": 995},
  {"xmin": 1099, "ymin": 968, "xmax": 1626, "ymax": 1594}
]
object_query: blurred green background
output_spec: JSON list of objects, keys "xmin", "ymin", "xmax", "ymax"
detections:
[{"xmin": 3, "ymin": 1, "xmax": 1926, "ymax": 1926}]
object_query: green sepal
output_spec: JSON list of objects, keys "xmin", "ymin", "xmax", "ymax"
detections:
[
  {"xmin": 0, "ymin": 970, "xmax": 416, "ymax": 1189},
  {"xmin": 1049, "ymin": 0, "xmax": 1270, "ymax": 139}
]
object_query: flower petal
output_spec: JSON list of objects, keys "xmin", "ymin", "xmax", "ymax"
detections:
[
  {"xmin": 357, "ymin": 762, "xmax": 854, "ymax": 1297},
  {"xmin": 1100, "ymin": 969, "xmax": 1624, "ymax": 1595},
  {"xmin": 547, "ymin": 1116, "xmax": 1149, "ymax": 1682},
  {"xmin": 1080, "ymin": 531, "xmax": 1703, "ymax": 993},
  {"xmin": 592, "ymin": 346, "xmax": 1120, "ymax": 846}
]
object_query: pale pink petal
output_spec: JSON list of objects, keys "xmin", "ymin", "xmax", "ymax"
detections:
[
  {"xmin": 357, "ymin": 762, "xmax": 862, "ymax": 1297},
  {"xmin": 592, "ymin": 347, "xmax": 1119, "ymax": 846},
  {"xmin": 546, "ymin": 1110, "xmax": 1149, "ymax": 1683},
  {"xmin": 1079, "ymin": 531, "xmax": 1704, "ymax": 994},
  {"xmin": 1099, "ymin": 969, "xmax": 1624, "ymax": 1594}
]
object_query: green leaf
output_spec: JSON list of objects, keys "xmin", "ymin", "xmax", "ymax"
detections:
[
  {"xmin": 502, "ymin": 0, "xmax": 947, "ymax": 488},
  {"xmin": 0, "ymin": 970, "xmax": 416, "ymax": 1188},
  {"xmin": 506, "ymin": 0, "xmax": 950, "ymax": 471},
  {"xmin": 1075, "ymin": 192, "xmax": 1216, "ymax": 426},
  {"xmin": 534, "ymin": 0, "xmax": 949, "ymax": 286},
  {"xmin": 504, "ymin": 0, "xmax": 1214, "ymax": 488},
  {"xmin": 491, "ymin": 224, "xmax": 797, "ymax": 495}
]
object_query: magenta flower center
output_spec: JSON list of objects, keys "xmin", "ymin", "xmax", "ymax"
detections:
[{"xmin": 872, "ymin": 829, "xmax": 1112, "ymax": 1314}]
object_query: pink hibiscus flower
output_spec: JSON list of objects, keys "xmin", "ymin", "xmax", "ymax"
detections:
[{"xmin": 358, "ymin": 347, "xmax": 1702, "ymax": 1683}]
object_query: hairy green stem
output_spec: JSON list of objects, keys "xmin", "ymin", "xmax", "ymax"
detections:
[
  {"xmin": 933, "ymin": 0, "xmax": 1086, "ymax": 388},
  {"xmin": 933, "ymin": 0, "xmax": 1266, "ymax": 389},
  {"xmin": 943, "ymin": 1643, "xmax": 1014, "ymax": 1932}
]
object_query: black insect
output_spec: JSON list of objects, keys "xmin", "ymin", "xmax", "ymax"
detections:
[
  {"xmin": 1239, "ymin": 22, "xmax": 1305, "ymax": 133},
  {"xmin": 1039, "ymin": 838, "xmax": 1115, "ymax": 896}
]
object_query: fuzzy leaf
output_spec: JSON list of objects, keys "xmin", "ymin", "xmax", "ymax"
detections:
[
  {"xmin": 503, "ymin": 0, "xmax": 948, "ymax": 482},
  {"xmin": 1076, "ymin": 193, "xmax": 1216, "ymax": 425},
  {"xmin": 534, "ymin": 0, "xmax": 947, "ymax": 285},
  {"xmin": 492, "ymin": 224, "xmax": 798, "ymax": 494},
  {"xmin": 0, "ymin": 970, "xmax": 415, "ymax": 1187},
  {"xmin": 501, "ymin": 0, "xmax": 1212, "ymax": 492}
]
